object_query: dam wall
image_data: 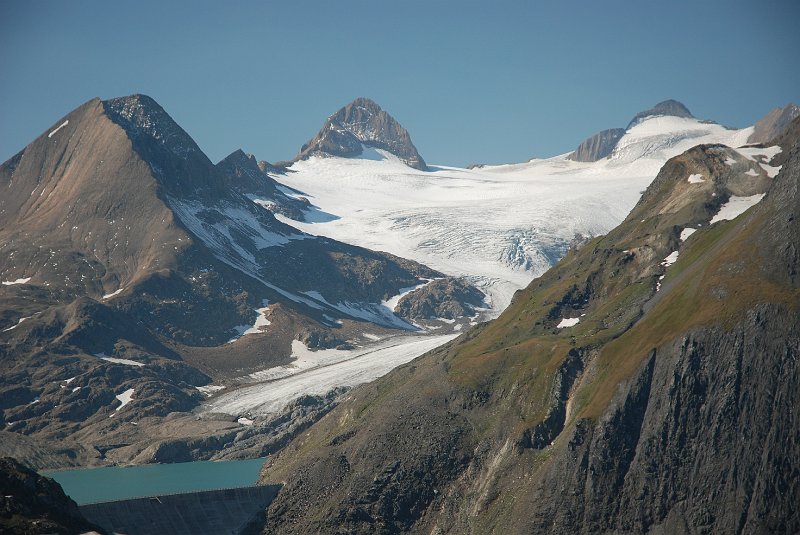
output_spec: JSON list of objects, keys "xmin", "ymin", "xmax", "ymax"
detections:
[{"xmin": 79, "ymin": 484, "xmax": 281, "ymax": 535}]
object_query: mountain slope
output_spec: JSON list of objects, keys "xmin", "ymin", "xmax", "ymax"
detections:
[
  {"xmin": 258, "ymin": 119, "xmax": 800, "ymax": 533},
  {"xmin": 288, "ymin": 98, "xmax": 427, "ymax": 170}
]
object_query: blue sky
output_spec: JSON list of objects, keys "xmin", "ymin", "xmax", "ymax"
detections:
[{"xmin": 1, "ymin": 0, "xmax": 798, "ymax": 166}]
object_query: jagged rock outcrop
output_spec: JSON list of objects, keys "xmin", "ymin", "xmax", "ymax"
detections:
[
  {"xmin": 0, "ymin": 457, "xmax": 103, "ymax": 534},
  {"xmin": 291, "ymin": 97, "xmax": 427, "ymax": 170},
  {"xmin": 568, "ymin": 128, "xmax": 625, "ymax": 162},
  {"xmin": 748, "ymin": 102, "xmax": 800, "ymax": 144},
  {"xmin": 257, "ymin": 118, "xmax": 800, "ymax": 534},
  {"xmin": 394, "ymin": 278, "xmax": 486, "ymax": 321},
  {"xmin": 216, "ymin": 149, "xmax": 309, "ymax": 219}
]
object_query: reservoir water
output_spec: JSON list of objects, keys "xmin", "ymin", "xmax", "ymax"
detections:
[{"xmin": 43, "ymin": 457, "xmax": 267, "ymax": 505}]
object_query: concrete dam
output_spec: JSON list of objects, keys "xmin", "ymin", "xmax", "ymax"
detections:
[{"xmin": 79, "ymin": 484, "xmax": 281, "ymax": 535}]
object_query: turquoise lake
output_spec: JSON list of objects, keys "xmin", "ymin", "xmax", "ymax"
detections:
[{"xmin": 43, "ymin": 457, "xmax": 267, "ymax": 505}]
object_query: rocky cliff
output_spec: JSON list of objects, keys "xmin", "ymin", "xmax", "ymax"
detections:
[
  {"xmin": 568, "ymin": 127, "xmax": 626, "ymax": 162},
  {"xmin": 0, "ymin": 457, "xmax": 103, "ymax": 534}
]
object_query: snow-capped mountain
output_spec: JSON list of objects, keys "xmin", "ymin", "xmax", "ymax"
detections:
[{"xmin": 263, "ymin": 100, "xmax": 757, "ymax": 315}]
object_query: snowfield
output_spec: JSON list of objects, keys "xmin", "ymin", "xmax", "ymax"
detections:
[{"xmin": 272, "ymin": 118, "xmax": 754, "ymax": 315}]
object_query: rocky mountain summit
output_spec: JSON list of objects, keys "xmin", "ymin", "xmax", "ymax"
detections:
[
  {"xmin": 288, "ymin": 97, "xmax": 427, "ymax": 170},
  {"xmin": 257, "ymin": 118, "xmax": 800, "ymax": 533}
]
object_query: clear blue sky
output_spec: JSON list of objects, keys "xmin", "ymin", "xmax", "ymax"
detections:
[{"xmin": 1, "ymin": 0, "xmax": 798, "ymax": 167}]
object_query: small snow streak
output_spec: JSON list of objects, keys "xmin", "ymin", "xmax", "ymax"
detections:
[
  {"xmin": 2, "ymin": 277, "xmax": 31, "ymax": 286},
  {"xmin": 48, "ymin": 120, "xmax": 69, "ymax": 138}
]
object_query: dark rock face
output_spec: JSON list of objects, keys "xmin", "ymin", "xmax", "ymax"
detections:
[
  {"xmin": 0, "ymin": 457, "xmax": 103, "ymax": 534},
  {"xmin": 521, "ymin": 306, "xmax": 800, "ymax": 534},
  {"xmin": 626, "ymin": 99, "xmax": 694, "ymax": 129},
  {"xmin": 748, "ymin": 102, "xmax": 800, "ymax": 144},
  {"xmin": 293, "ymin": 97, "xmax": 427, "ymax": 170},
  {"xmin": 568, "ymin": 128, "xmax": 626, "ymax": 162},
  {"xmin": 395, "ymin": 277, "xmax": 486, "ymax": 321},
  {"xmin": 216, "ymin": 149, "xmax": 309, "ymax": 220}
]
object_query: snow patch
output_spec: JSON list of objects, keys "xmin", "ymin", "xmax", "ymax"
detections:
[
  {"xmin": 112, "ymin": 388, "xmax": 135, "ymax": 414},
  {"xmin": 759, "ymin": 163, "xmax": 781, "ymax": 178},
  {"xmin": 237, "ymin": 417, "xmax": 254, "ymax": 426},
  {"xmin": 2, "ymin": 316, "xmax": 30, "ymax": 332},
  {"xmin": 687, "ymin": 174, "xmax": 705, "ymax": 184},
  {"xmin": 97, "ymin": 355, "xmax": 145, "ymax": 367},
  {"xmin": 661, "ymin": 251, "xmax": 679, "ymax": 267},
  {"xmin": 710, "ymin": 194, "xmax": 766, "ymax": 224},
  {"xmin": 102, "ymin": 288, "xmax": 124, "ymax": 300},
  {"xmin": 48, "ymin": 120, "xmax": 69, "ymax": 138},
  {"xmin": 381, "ymin": 279, "xmax": 433, "ymax": 313},
  {"xmin": 745, "ymin": 169, "xmax": 759, "ymax": 177},
  {"xmin": 2, "ymin": 278, "xmax": 31, "ymax": 286},
  {"xmin": 557, "ymin": 317, "xmax": 580, "ymax": 328},
  {"xmin": 227, "ymin": 301, "xmax": 271, "ymax": 343},
  {"xmin": 196, "ymin": 384, "xmax": 226, "ymax": 396},
  {"xmin": 680, "ymin": 228, "xmax": 697, "ymax": 241}
]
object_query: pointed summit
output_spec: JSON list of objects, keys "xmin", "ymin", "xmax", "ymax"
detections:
[{"xmin": 292, "ymin": 97, "xmax": 427, "ymax": 170}]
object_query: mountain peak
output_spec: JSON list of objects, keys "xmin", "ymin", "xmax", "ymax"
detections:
[
  {"xmin": 292, "ymin": 98, "xmax": 428, "ymax": 170},
  {"xmin": 748, "ymin": 102, "xmax": 800, "ymax": 144},
  {"xmin": 102, "ymin": 94, "xmax": 204, "ymax": 160},
  {"xmin": 627, "ymin": 99, "xmax": 694, "ymax": 129}
]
